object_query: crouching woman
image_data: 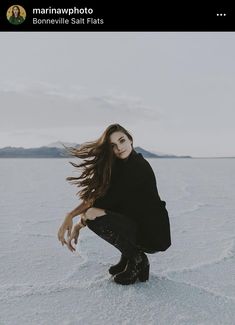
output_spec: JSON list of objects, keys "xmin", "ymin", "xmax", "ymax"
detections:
[{"xmin": 57, "ymin": 124, "xmax": 171, "ymax": 285}]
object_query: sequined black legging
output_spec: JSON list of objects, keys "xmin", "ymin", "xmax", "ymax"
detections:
[{"xmin": 86, "ymin": 211, "xmax": 145, "ymax": 259}]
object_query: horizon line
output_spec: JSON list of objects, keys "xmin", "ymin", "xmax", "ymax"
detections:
[{"xmin": 0, "ymin": 144, "xmax": 234, "ymax": 159}]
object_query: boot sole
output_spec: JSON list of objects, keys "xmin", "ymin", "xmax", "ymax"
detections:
[
  {"xmin": 114, "ymin": 264, "xmax": 150, "ymax": 285},
  {"xmin": 138, "ymin": 264, "xmax": 150, "ymax": 282}
]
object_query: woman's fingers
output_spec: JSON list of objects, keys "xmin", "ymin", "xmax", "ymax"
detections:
[
  {"xmin": 67, "ymin": 238, "xmax": 76, "ymax": 252},
  {"xmin": 57, "ymin": 218, "xmax": 73, "ymax": 246},
  {"xmin": 67, "ymin": 226, "xmax": 72, "ymax": 237},
  {"xmin": 66, "ymin": 227, "xmax": 80, "ymax": 252},
  {"xmin": 58, "ymin": 232, "xmax": 67, "ymax": 246},
  {"xmin": 58, "ymin": 220, "xmax": 81, "ymax": 252},
  {"xmin": 57, "ymin": 227, "xmax": 64, "ymax": 244},
  {"xmin": 61, "ymin": 238, "xmax": 68, "ymax": 246},
  {"xmin": 72, "ymin": 232, "xmax": 78, "ymax": 245}
]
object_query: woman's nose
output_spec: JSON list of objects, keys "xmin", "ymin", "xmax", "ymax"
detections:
[{"xmin": 117, "ymin": 145, "xmax": 122, "ymax": 151}]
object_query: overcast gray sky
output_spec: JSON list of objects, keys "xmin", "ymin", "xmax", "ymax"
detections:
[{"xmin": 0, "ymin": 32, "xmax": 235, "ymax": 157}]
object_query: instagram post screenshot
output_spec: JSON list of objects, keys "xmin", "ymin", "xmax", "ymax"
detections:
[{"xmin": 0, "ymin": 1, "xmax": 235, "ymax": 324}]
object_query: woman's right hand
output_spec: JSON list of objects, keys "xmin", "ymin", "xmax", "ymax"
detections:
[
  {"xmin": 57, "ymin": 214, "xmax": 73, "ymax": 246},
  {"xmin": 66, "ymin": 223, "xmax": 83, "ymax": 252}
]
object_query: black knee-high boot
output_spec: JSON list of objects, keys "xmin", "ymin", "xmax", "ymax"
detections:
[{"xmin": 87, "ymin": 218, "xmax": 139, "ymax": 259}]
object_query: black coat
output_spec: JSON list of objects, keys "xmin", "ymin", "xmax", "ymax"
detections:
[{"xmin": 93, "ymin": 149, "xmax": 171, "ymax": 252}]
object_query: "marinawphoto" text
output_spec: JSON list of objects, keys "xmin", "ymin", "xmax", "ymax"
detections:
[{"xmin": 33, "ymin": 7, "xmax": 94, "ymax": 15}]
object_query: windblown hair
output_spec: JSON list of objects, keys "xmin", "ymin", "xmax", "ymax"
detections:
[{"xmin": 65, "ymin": 124, "xmax": 133, "ymax": 206}]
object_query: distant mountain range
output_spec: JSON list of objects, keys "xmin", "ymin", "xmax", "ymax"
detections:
[{"xmin": 0, "ymin": 143, "xmax": 191, "ymax": 158}]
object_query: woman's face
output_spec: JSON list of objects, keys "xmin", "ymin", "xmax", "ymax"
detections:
[
  {"xmin": 13, "ymin": 7, "xmax": 19, "ymax": 16},
  {"xmin": 109, "ymin": 131, "xmax": 133, "ymax": 159}
]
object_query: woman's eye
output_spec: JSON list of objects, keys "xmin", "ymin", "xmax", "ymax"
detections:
[{"xmin": 120, "ymin": 139, "xmax": 125, "ymax": 143}]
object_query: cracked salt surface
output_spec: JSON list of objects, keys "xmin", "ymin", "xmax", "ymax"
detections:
[{"xmin": 0, "ymin": 158, "xmax": 235, "ymax": 325}]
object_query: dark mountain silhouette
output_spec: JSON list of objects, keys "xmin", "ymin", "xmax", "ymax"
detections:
[
  {"xmin": 134, "ymin": 147, "xmax": 190, "ymax": 158},
  {"xmin": 0, "ymin": 145, "xmax": 191, "ymax": 158}
]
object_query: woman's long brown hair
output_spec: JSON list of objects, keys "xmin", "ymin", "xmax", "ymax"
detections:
[{"xmin": 65, "ymin": 124, "xmax": 133, "ymax": 206}]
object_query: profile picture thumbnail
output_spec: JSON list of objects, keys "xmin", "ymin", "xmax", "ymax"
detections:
[{"xmin": 6, "ymin": 5, "xmax": 26, "ymax": 25}]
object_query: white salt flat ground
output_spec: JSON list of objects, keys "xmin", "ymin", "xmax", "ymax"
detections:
[{"xmin": 0, "ymin": 158, "xmax": 234, "ymax": 325}]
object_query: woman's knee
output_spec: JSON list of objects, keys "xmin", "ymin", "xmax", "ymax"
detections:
[
  {"xmin": 86, "ymin": 218, "xmax": 96, "ymax": 231},
  {"xmin": 85, "ymin": 207, "xmax": 106, "ymax": 220}
]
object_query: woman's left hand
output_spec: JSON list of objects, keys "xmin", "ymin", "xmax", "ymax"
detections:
[{"xmin": 66, "ymin": 223, "xmax": 83, "ymax": 253}]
